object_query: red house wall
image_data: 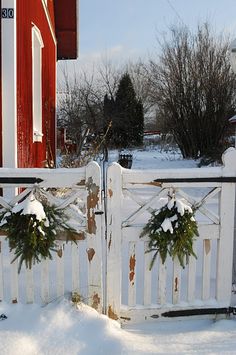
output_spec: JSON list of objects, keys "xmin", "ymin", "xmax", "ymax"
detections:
[
  {"xmin": 0, "ymin": 0, "xmax": 2, "ymax": 168},
  {"xmin": 17, "ymin": 0, "xmax": 56, "ymax": 168}
]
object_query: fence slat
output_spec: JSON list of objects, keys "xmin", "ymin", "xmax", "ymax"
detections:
[
  {"xmin": 26, "ymin": 268, "xmax": 34, "ymax": 303},
  {"xmin": 10, "ymin": 252, "xmax": 18, "ymax": 303},
  {"xmin": 106, "ymin": 163, "xmax": 122, "ymax": 320},
  {"xmin": 56, "ymin": 248, "xmax": 64, "ymax": 298},
  {"xmin": 71, "ymin": 243, "xmax": 79, "ymax": 293},
  {"xmin": 202, "ymin": 239, "xmax": 211, "ymax": 300},
  {"xmin": 86, "ymin": 162, "xmax": 103, "ymax": 313},
  {"xmin": 0, "ymin": 241, "xmax": 3, "ymax": 301},
  {"xmin": 41, "ymin": 259, "xmax": 49, "ymax": 304},
  {"xmin": 158, "ymin": 260, "xmax": 167, "ymax": 305},
  {"xmin": 172, "ymin": 258, "xmax": 181, "ymax": 305},
  {"xmin": 128, "ymin": 242, "xmax": 136, "ymax": 307},
  {"xmin": 216, "ymin": 149, "xmax": 236, "ymax": 303},
  {"xmin": 187, "ymin": 252, "xmax": 197, "ymax": 302},
  {"xmin": 143, "ymin": 242, "xmax": 152, "ymax": 306}
]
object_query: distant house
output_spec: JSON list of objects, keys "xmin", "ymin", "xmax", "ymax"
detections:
[{"xmin": 1, "ymin": 0, "xmax": 78, "ymax": 168}]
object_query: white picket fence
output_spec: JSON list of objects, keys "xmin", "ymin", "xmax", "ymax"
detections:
[
  {"xmin": 0, "ymin": 149, "xmax": 236, "ymax": 324},
  {"xmin": 106, "ymin": 148, "xmax": 236, "ymax": 323},
  {"xmin": 0, "ymin": 162, "xmax": 103, "ymax": 313}
]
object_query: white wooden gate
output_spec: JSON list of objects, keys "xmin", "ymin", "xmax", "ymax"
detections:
[
  {"xmin": 0, "ymin": 162, "xmax": 103, "ymax": 312},
  {"xmin": 1, "ymin": 149, "xmax": 236, "ymax": 324},
  {"xmin": 106, "ymin": 148, "xmax": 236, "ymax": 323}
]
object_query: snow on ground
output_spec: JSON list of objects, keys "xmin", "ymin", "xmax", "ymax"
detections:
[
  {"xmin": 1, "ymin": 146, "xmax": 236, "ymax": 355},
  {"xmin": 1, "ymin": 299, "xmax": 236, "ymax": 355}
]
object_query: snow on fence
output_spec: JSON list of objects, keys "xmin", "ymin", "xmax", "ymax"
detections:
[
  {"xmin": 0, "ymin": 162, "xmax": 103, "ymax": 313},
  {"xmin": 106, "ymin": 148, "xmax": 236, "ymax": 323}
]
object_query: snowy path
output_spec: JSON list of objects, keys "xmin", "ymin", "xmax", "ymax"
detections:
[{"xmin": 1, "ymin": 299, "xmax": 236, "ymax": 355}]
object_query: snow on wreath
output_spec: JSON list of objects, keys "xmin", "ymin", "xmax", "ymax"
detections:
[
  {"xmin": 0, "ymin": 187, "xmax": 78, "ymax": 273},
  {"xmin": 140, "ymin": 192, "xmax": 199, "ymax": 269}
]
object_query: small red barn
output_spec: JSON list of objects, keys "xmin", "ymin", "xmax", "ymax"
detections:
[{"xmin": 1, "ymin": 0, "xmax": 78, "ymax": 168}]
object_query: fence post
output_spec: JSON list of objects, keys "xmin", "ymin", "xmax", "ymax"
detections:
[
  {"xmin": 85, "ymin": 161, "xmax": 103, "ymax": 313},
  {"xmin": 216, "ymin": 148, "xmax": 236, "ymax": 303},
  {"xmin": 106, "ymin": 163, "xmax": 122, "ymax": 320}
]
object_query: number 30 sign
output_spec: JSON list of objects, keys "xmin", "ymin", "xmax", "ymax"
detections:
[{"xmin": 2, "ymin": 8, "xmax": 14, "ymax": 19}]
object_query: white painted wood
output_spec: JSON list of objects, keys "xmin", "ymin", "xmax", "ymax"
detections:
[
  {"xmin": 178, "ymin": 189, "xmax": 220, "ymax": 225},
  {"xmin": 2, "ymin": 0, "xmax": 17, "ymax": 168},
  {"xmin": 0, "ymin": 167, "xmax": 86, "ymax": 188},
  {"xmin": 202, "ymin": 239, "xmax": 211, "ymax": 300},
  {"xmin": 187, "ymin": 252, "xmax": 197, "ymax": 302},
  {"xmin": 26, "ymin": 268, "xmax": 34, "ymax": 303},
  {"xmin": 32, "ymin": 25, "xmax": 44, "ymax": 142},
  {"xmin": 172, "ymin": 258, "xmax": 181, "ymax": 305},
  {"xmin": 10, "ymin": 252, "xmax": 18, "ymax": 303},
  {"xmin": 122, "ymin": 167, "xmax": 222, "ymax": 186},
  {"xmin": 216, "ymin": 148, "xmax": 236, "ymax": 304},
  {"xmin": 122, "ymin": 224, "xmax": 219, "ymax": 243},
  {"xmin": 128, "ymin": 242, "xmax": 136, "ymax": 307},
  {"xmin": 41, "ymin": 259, "xmax": 49, "ymax": 304},
  {"xmin": 120, "ymin": 306, "xmax": 220, "ymax": 325},
  {"xmin": 143, "ymin": 242, "xmax": 152, "ymax": 306},
  {"xmin": 41, "ymin": 0, "xmax": 57, "ymax": 45},
  {"xmin": 86, "ymin": 162, "xmax": 103, "ymax": 312},
  {"xmin": 158, "ymin": 260, "xmax": 167, "ymax": 305},
  {"xmin": 122, "ymin": 189, "xmax": 168, "ymax": 227},
  {"xmin": 71, "ymin": 243, "xmax": 79, "ymax": 293},
  {"xmin": 0, "ymin": 241, "xmax": 3, "ymax": 301},
  {"xmin": 106, "ymin": 163, "xmax": 122, "ymax": 320},
  {"xmin": 56, "ymin": 248, "xmax": 64, "ymax": 298}
]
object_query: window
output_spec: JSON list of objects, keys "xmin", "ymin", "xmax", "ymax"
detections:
[{"xmin": 32, "ymin": 25, "xmax": 44, "ymax": 142}]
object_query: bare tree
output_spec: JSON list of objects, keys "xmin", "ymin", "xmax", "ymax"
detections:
[
  {"xmin": 57, "ymin": 68, "xmax": 104, "ymax": 158},
  {"xmin": 147, "ymin": 24, "xmax": 236, "ymax": 161},
  {"xmin": 57, "ymin": 60, "xmax": 122, "ymax": 163}
]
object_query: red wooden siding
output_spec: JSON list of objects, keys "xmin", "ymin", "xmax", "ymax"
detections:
[
  {"xmin": 17, "ymin": 0, "xmax": 56, "ymax": 168},
  {"xmin": 0, "ymin": 0, "xmax": 2, "ymax": 167},
  {"xmin": 54, "ymin": 0, "xmax": 78, "ymax": 59}
]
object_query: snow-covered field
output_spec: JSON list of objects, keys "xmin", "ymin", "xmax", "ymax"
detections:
[{"xmin": 1, "ymin": 146, "xmax": 236, "ymax": 355}]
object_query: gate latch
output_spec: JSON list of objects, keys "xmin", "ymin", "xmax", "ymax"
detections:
[{"xmin": 94, "ymin": 210, "xmax": 104, "ymax": 215}]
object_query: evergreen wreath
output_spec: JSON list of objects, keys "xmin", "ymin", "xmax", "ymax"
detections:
[
  {"xmin": 0, "ymin": 187, "xmax": 77, "ymax": 273},
  {"xmin": 140, "ymin": 193, "xmax": 199, "ymax": 269}
]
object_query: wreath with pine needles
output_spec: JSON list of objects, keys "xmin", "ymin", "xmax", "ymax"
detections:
[
  {"xmin": 140, "ymin": 194, "xmax": 199, "ymax": 269},
  {"xmin": 0, "ymin": 188, "xmax": 78, "ymax": 273}
]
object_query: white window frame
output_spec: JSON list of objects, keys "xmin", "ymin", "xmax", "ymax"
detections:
[{"xmin": 32, "ymin": 24, "xmax": 44, "ymax": 142}]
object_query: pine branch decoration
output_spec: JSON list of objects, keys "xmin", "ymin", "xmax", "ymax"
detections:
[
  {"xmin": 0, "ymin": 189, "xmax": 78, "ymax": 273},
  {"xmin": 140, "ymin": 195, "xmax": 199, "ymax": 269}
]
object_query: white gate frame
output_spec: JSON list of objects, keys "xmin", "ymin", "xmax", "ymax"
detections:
[{"xmin": 106, "ymin": 148, "xmax": 236, "ymax": 322}]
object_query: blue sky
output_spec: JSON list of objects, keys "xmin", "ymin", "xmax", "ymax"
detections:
[{"xmin": 60, "ymin": 0, "xmax": 236, "ymax": 73}]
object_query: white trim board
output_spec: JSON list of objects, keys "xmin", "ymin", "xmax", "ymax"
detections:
[{"xmin": 1, "ymin": 0, "xmax": 18, "ymax": 168}]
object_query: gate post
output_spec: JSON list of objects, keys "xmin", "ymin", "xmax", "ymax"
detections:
[
  {"xmin": 85, "ymin": 161, "xmax": 103, "ymax": 313},
  {"xmin": 217, "ymin": 148, "xmax": 236, "ymax": 303},
  {"xmin": 106, "ymin": 163, "xmax": 122, "ymax": 320}
]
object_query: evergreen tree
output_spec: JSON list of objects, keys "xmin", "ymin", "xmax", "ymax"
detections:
[{"xmin": 110, "ymin": 73, "xmax": 144, "ymax": 148}]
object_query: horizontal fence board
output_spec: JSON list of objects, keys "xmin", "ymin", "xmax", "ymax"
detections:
[
  {"xmin": 122, "ymin": 224, "xmax": 219, "ymax": 242},
  {"xmin": 0, "ymin": 167, "xmax": 86, "ymax": 188}
]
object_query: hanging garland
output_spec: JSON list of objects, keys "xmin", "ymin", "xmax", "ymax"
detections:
[
  {"xmin": 0, "ymin": 188, "xmax": 78, "ymax": 273},
  {"xmin": 140, "ymin": 193, "xmax": 199, "ymax": 269}
]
